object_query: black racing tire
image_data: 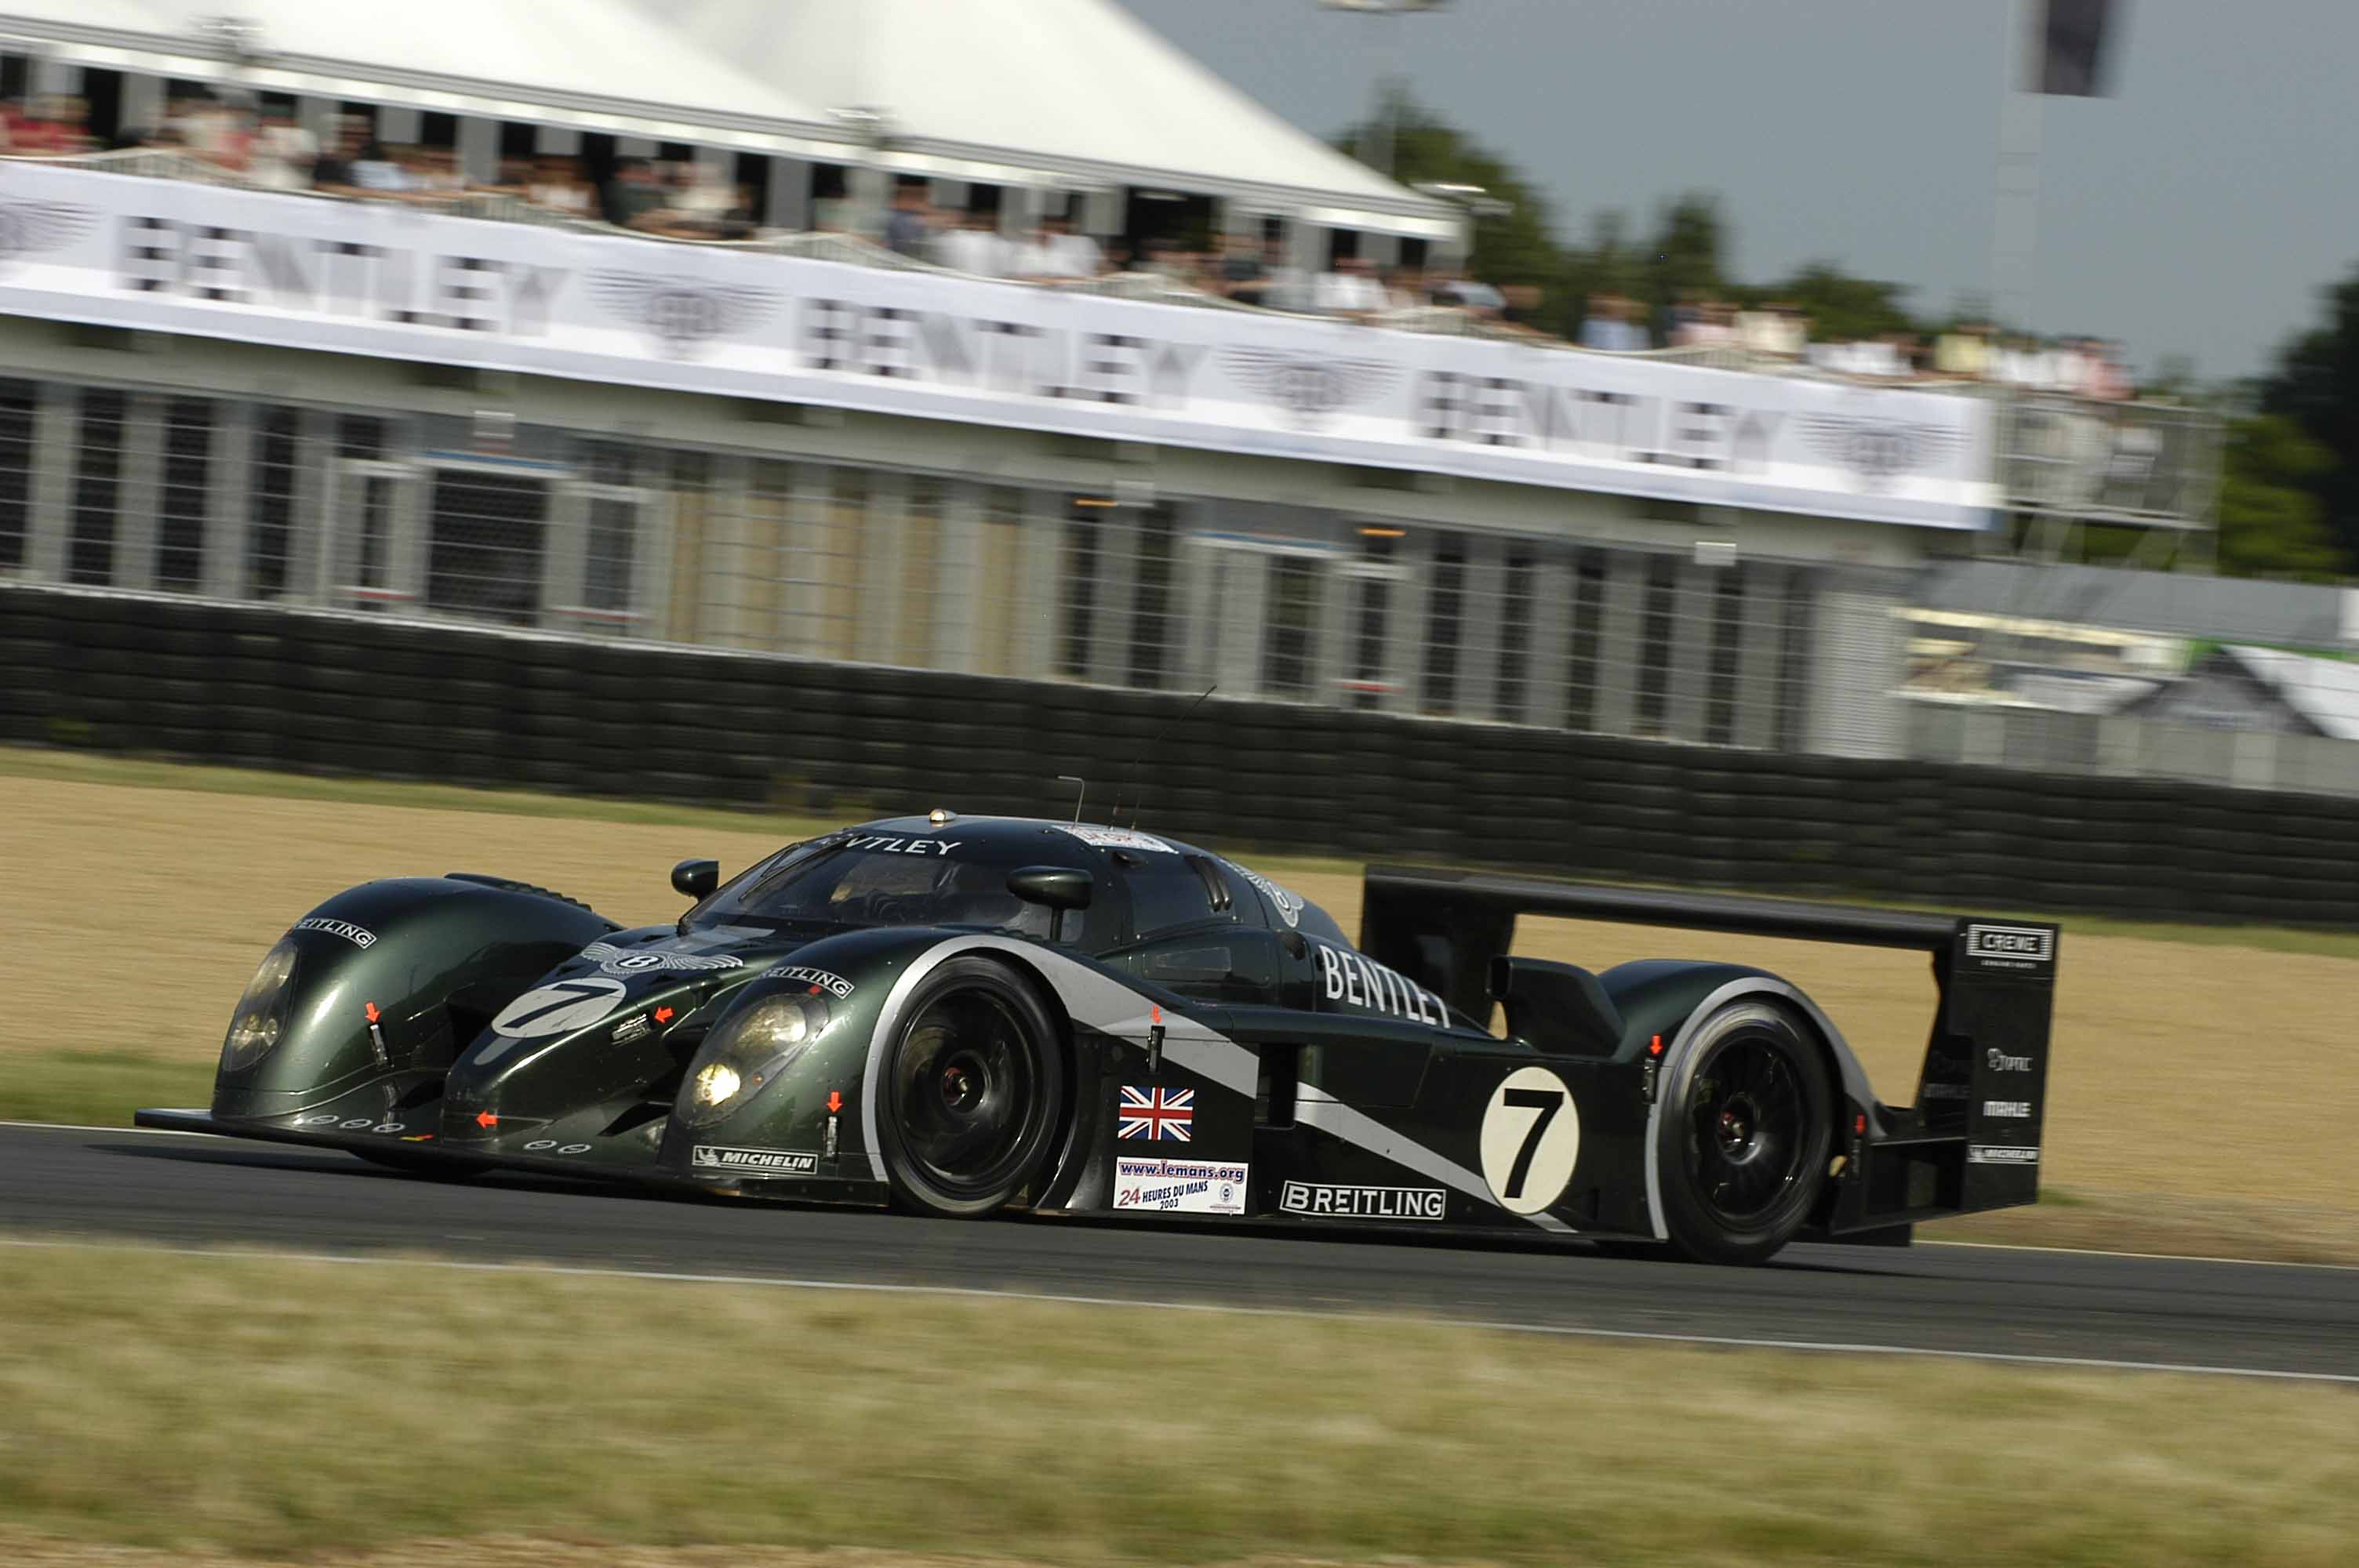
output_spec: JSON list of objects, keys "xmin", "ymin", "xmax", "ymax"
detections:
[
  {"xmin": 351, "ymin": 1149, "xmax": 493, "ymax": 1178},
  {"xmin": 875, "ymin": 956, "xmax": 1066, "ymax": 1219},
  {"xmin": 1655, "ymin": 999, "xmax": 1832, "ymax": 1266}
]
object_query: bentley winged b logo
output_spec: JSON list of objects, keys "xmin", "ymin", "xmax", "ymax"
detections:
[
  {"xmin": 0, "ymin": 199, "xmax": 99, "ymax": 268},
  {"xmin": 587, "ymin": 270, "xmax": 781, "ymax": 358},
  {"xmin": 1799, "ymin": 414, "xmax": 1963, "ymax": 492},
  {"xmin": 1219, "ymin": 347, "xmax": 1398, "ymax": 428}
]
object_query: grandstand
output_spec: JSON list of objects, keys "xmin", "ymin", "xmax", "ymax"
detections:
[{"xmin": 0, "ymin": 0, "xmax": 2249, "ymax": 782}]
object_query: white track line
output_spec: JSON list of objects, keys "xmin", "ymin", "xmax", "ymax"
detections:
[
  {"xmin": 1919, "ymin": 1238, "xmax": 2359, "ymax": 1272},
  {"xmin": 3, "ymin": 1234, "xmax": 2351, "ymax": 1386},
  {"xmin": 11, "ymin": 1120, "xmax": 2359, "ymax": 1273}
]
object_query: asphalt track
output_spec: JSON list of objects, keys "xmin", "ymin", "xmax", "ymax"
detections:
[{"xmin": 4, "ymin": 1123, "xmax": 2354, "ymax": 1381}]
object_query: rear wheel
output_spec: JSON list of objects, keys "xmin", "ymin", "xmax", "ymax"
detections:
[
  {"xmin": 1656, "ymin": 1000, "xmax": 1830, "ymax": 1265},
  {"xmin": 875, "ymin": 958, "xmax": 1064, "ymax": 1218}
]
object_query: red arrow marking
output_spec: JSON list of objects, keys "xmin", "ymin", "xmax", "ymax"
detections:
[
  {"xmin": 827, "ymin": 1091, "xmax": 843, "ymax": 1114},
  {"xmin": 653, "ymin": 1007, "xmax": 674, "ymax": 1025},
  {"xmin": 475, "ymin": 1112, "xmax": 498, "ymax": 1128}
]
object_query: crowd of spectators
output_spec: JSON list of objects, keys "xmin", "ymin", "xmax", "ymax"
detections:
[{"xmin": 0, "ymin": 98, "xmax": 2141, "ymax": 398}]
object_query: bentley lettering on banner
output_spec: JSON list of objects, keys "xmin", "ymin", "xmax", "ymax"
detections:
[{"xmin": 0, "ymin": 165, "xmax": 1997, "ymax": 528}]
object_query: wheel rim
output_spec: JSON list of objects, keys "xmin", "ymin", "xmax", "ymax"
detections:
[
  {"xmin": 889, "ymin": 987, "xmax": 1042, "ymax": 1201},
  {"xmin": 1685, "ymin": 1032, "xmax": 1809, "ymax": 1229}
]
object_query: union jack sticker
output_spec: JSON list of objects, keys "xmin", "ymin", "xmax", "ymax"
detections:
[{"xmin": 1118, "ymin": 1085, "xmax": 1194, "ymax": 1142}]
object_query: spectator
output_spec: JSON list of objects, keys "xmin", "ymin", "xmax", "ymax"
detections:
[
  {"xmin": 1041, "ymin": 214, "xmax": 1105, "ymax": 280},
  {"xmin": 1258, "ymin": 234, "xmax": 1310, "ymax": 312},
  {"xmin": 1212, "ymin": 229, "xmax": 1267, "ymax": 300},
  {"xmin": 936, "ymin": 209, "xmax": 1008, "ymax": 278},
  {"xmin": 247, "ymin": 108, "xmax": 318, "ymax": 191},
  {"xmin": 349, "ymin": 141, "xmax": 414, "ymax": 195},
  {"xmin": 1003, "ymin": 216, "xmax": 1060, "ymax": 281},
  {"xmin": 883, "ymin": 181, "xmax": 934, "ymax": 258},
  {"xmin": 1934, "ymin": 320, "xmax": 1994, "ymax": 379},
  {"xmin": 10, "ymin": 94, "xmax": 93, "ymax": 155},
  {"xmin": 527, "ymin": 156, "xmax": 597, "ymax": 218},
  {"xmin": 1580, "ymin": 294, "xmax": 1649, "ymax": 352},
  {"xmin": 309, "ymin": 118, "xmax": 369, "ymax": 194},
  {"xmin": 1313, "ymin": 255, "xmax": 1387, "ymax": 320},
  {"xmin": 1737, "ymin": 301, "xmax": 1807, "ymax": 359},
  {"xmin": 605, "ymin": 158, "xmax": 670, "ymax": 230},
  {"xmin": 2085, "ymin": 339, "xmax": 2133, "ymax": 401},
  {"xmin": 169, "ymin": 93, "xmax": 248, "ymax": 168}
]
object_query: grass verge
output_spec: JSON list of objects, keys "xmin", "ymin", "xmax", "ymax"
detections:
[
  {"xmin": 6, "ymin": 743, "xmax": 2357, "ymax": 960},
  {"xmin": 3, "ymin": 1240, "xmax": 2354, "ymax": 1568},
  {"xmin": 0, "ymin": 1053, "xmax": 213, "ymax": 1128}
]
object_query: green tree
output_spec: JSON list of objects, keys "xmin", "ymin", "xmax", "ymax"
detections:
[
  {"xmin": 1740, "ymin": 262, "xmax": 1921, "ymax": 344},
  {"xmin": 2215, "ymin": 413, "xmax": 2352, "ymax": 580},
  {"xmin": 1559, "ymin": 208, "xmax": 1638, "ymax": 338},
  {"xmin": 1332, "ymin": 90, "xmax": 1564, "ymax": 307},
  {"xmin": 1637, "ymin": 192, "xmax": 1727, "ymax": 326},
  {"xmin": 2259, "ymin": 263, "xmax": 2359, "ymax": 568}
]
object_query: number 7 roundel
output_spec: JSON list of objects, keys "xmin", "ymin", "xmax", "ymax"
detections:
[{"xmin": 1479, "ymin": 1065, "xmax": 1581, "ymax": 1215}]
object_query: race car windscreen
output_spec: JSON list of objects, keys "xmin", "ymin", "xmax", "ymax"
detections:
[{"xmin": 688, "ymin": 842, "xmax": 1052, "ymax": 938}]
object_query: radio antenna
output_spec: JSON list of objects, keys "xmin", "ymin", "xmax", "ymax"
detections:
[
  {"xmin": 1056, "ymin": 775, "xmax": 1086, "ymax": 824},
  {"xmin": 1115, "ymin": 684, "xmax": 1215, "ymax": 829}
]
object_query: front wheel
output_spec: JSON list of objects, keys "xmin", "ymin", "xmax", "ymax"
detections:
[
  {"xmin": 875, "ymin": 957, "xmax": 1065, "ymax": 1218},
  {"xmin": 1655, "ymin": 1000, "xmax": 1831, "ymax": 1265}
]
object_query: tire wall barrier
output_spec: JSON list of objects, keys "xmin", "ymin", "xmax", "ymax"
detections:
[{"xmin": 7, "ymin": 584, "xmax": 2359, "ymax": 928}]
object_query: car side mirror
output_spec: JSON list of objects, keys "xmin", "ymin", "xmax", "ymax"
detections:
[
  {"xmin": 671, "ymin": 858, "xmax": 719, "ymax": 900},
  {"xmin": 1007, "ymin": 866, "xmax": 1093, "ymax": 912}
]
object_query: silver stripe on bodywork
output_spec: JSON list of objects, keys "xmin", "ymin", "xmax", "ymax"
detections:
[
  {"xmin": 1296, "ymin": 1083, "xmax": 1576, "ymax": 1233},
  {"xmin": 855, "ymin": 935, "xmax": 1572, "ymax": 1230},
  {"xmin": 1640, "ymin": 978, "xmax": 1873, "ymax": 1242}
]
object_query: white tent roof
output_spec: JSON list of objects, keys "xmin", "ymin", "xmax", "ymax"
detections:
[
  {"xmin": 2225, "ymin": 646, "xmax": 2359, "ymax": 741},
  {"xmin": 654, "ymin": 0, "xmax": 1455, "ymax": 232},
  {"xmin": 0, "ymin": 1, "xmax": 842, "ymax": 146}
]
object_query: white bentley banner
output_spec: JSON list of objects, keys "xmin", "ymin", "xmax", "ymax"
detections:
[{"xmin": 0, "ymin": 164, "xmax": 1997, "ymax": 528}]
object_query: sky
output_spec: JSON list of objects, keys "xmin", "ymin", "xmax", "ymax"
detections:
[{"xmin": 1110, "ymin": 0, "xmax": 2359, "ymax": 383}]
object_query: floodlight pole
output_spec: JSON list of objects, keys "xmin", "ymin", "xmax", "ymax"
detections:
[{"xmin": 1320, "ymin": 0, "xmax": 1448, "ymax": 179}]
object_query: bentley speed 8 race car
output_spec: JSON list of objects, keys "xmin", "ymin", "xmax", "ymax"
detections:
[{"xmin": 140, "ymin": 813, "xmax": 2060, "ymax": 1265}]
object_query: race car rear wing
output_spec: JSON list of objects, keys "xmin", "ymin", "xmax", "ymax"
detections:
[{"xmin": 1360, "ymin": 866, "xmax": 2059, "ymax": 1226}]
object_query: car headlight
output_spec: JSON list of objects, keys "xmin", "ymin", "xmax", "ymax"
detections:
[
  {"xmin": 675, "ymin": 993, "xmax": 833, "ymax": 1127},
  {"xmin": 220, "ymin": 940, "xmax": 299, "ymax": 1073}
]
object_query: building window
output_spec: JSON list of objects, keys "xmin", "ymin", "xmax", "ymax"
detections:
[
  {"xmin": 427, "ymin": 469, "xmax": 547, "ymax": 626},
  {"xmin": 1059, "ymin": 501, "xmax": 1103, "ymax": 680},
  {"xmin": 156, "ymin": 398, "xmax": 213, "ymax": 590},
  {"xmin": 1635, "ymin": 554, "xmax": 1677, "ymax": 737},
  {"xmin": 1263, "ymin": 554, "xmax": 1320, "ymax": 699},
  {"xmin": 1348, "ymin": 528, "xmax": 1398, "ymax": 710},
  {"xmin": 67, "ymin": 390, "xmax": 129, "ymax": 586},
  {"xmin": 1565, "ymin": 550, "xmax": 1605, "ymax": 731},
  {"xmin": 976, "ymin": 486, "xmax": 1025, "ymax": 677},
  {"xmin": 815, "ymin": 467, "xmax": 866, "ymax": 662},
  {"xmin": 1706, "ymin": 564, "xmax": 1744, "ymax": 746},
  {"xmin": 0, "ymin": 379, "xmax": 37, "ymax": 572},
  {"xmin": 897, "ymin": 477, "xmax": 941, "ymax": 668},
  {"xmin": 1422, "ymin": 534, "xmax": 1464, "ymax": 714},
  {"xmin": 1495, "ymin": 544, "xmax": 1534, "ymax": 724},
  {"xmin": 1127, "ymin": 504, "xmax": 1176, "ymax": 690},
  {"xmin": 248, "ymin": 406, "xmax": 300, "ymax": 599},
  {"xmin": 1776, "ymin": 568, "xmax": 1815, "ymax": 751}
]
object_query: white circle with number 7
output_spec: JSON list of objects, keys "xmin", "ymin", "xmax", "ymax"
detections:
[{"xmin": 1480, "ymin": 1065, "xmax": 1581, "ymax": 1215}]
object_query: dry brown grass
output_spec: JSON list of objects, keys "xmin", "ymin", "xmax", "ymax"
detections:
[
  {"xmin": 4, "ymin": 767, "xmax": 2355, "ymax": 1216},
  {"xmin": 2, "ymin": 1242, "xmax": 2355, "ymax": 1567}
]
